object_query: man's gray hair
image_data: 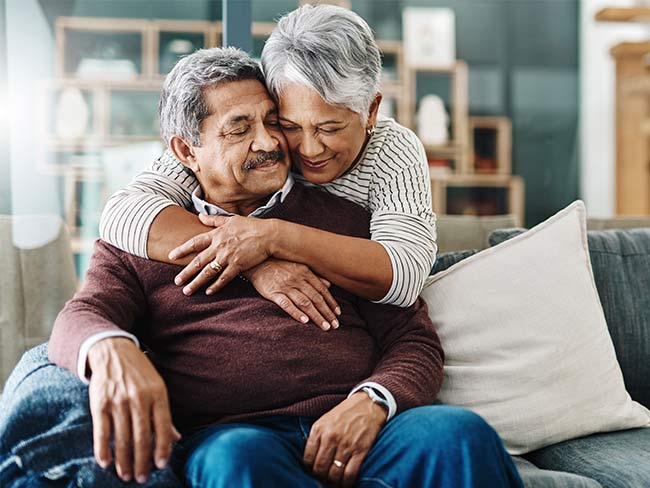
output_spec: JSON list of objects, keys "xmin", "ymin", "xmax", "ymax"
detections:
[
  {"xmin": 159, "ymin": 47, "xmax": 265, "ymax": 145},
  {"xmin": 261, "ymin": 4, "xmax": 381, "ymax": 123}
]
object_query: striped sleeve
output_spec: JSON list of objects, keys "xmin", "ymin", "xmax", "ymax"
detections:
[
  {"xmin": 369, "ymin": 126, "xmax": 438, "ymax": 308},
  {"xmin": 99, "ymin": 151, "xmax": 199, "ymax": 258}
]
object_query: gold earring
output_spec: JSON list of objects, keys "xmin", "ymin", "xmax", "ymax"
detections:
[{"xmin": 366, "ymin": 125, "xmax": 375, "ymax": 137}]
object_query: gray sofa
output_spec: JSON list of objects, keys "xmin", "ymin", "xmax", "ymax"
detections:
[{"xmin": 1, "ymin": 213, "xmax": 649, "ymax": 487}]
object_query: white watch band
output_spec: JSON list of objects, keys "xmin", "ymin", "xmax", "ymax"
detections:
[{"xmin": 361, "ymin": 386, "xmax": 390, "ymax": 412}]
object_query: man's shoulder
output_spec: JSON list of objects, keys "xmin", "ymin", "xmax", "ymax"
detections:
[
  {"xmin": 93, "ymin": 239, "xmax": 152, "ymax": 270},
  {"xmin": 277, "ymin": 183, "xmax": 371, "ymax": 238}
]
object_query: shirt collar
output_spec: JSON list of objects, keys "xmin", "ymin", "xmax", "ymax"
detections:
[{"xmin": 191, "ymin": 174, "xmax": 295, "ymax": 217}]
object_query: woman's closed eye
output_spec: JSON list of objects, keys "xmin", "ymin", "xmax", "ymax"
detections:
[
  {"xmin": 318, "ymin": 127, "xmax": 341, "ymax": 134},
  {"xmin": 279, "ymin": 124, "xmax": 300, "ymax": 132}
]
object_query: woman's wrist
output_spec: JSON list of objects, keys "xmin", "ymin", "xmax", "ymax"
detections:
[{"xmin": 265, "ymin": 218, "xmax": 285, "ymax": 258}]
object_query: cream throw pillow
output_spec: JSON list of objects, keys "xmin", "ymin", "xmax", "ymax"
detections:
[{"xmin": 422, "ymin": 200, "xmax": 650, "ymax": 454}]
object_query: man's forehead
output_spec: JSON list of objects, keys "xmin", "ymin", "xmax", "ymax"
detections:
[{"xmin": 204, "ymin": 81, "xmax": 276, "ymax": 125}]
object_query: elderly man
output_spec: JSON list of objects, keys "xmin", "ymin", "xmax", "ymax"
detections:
[{"xmin": 1, "ymin": 48, "xmax": 522, "ymax": 488}]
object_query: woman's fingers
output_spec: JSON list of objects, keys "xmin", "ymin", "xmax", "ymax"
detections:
[
  {"xmin": 308, "ymin": 275, "xmax": 341, "ymax": 317},
  {"xmin": 268, "ymin": 292, "xmax": 310, "ymax": 324},
  {"xmin": 168, "ymin": 231, "xmax": 214, "ymax": 261},
  {"xmin": 175, "ymin": 246, "xmax": 220, "ymax": 290},
  {"xmin": 286, "ymin": 288, "xmax": 331, "ymax": 330}
]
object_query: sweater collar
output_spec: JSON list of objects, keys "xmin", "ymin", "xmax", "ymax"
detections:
[{"xmin": 191, "ymin": 174, "xmax": 295, "ymax": 217}]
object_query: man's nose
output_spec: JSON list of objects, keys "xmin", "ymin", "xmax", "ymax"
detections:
[
  {"xmin": 299, "ymin": 132, "xmax": 325, "ymax": 159},
  {"xmin": 251, "ymin": 126, "xmax": 279, "ymax": 153}
]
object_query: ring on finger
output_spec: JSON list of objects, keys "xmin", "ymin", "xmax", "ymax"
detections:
[
  {"xmin": 209, "ymin": 260, "xmax": 223, "ymax": 273},
  {"xmin": 332, "ymin": 459, "xmax": 345, "ymax": 469}
]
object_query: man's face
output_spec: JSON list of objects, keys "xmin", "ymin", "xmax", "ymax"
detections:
[{"xmin": 190, "ymin": 79, "xmax": 290, "ymax": 208}]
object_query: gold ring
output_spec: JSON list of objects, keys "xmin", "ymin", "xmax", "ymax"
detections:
[
  {"xmin": 209, "ymin": 260, "xmax": 223, "ymax": 273},
  {"xmin": 332, "ymin": 459, "xmax": 345, "ymax": 469}
]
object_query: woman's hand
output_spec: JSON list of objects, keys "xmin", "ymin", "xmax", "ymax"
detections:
[
  {"xmin": 245, "ymin": 259, "xmax": 341, "ymax": 330},
  {"xmin": 169, "ymin": 215, "xmax": 275, "ymax": 295}
]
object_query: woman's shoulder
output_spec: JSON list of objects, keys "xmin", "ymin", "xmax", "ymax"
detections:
[
  {"xmin": 375, "ymin": 116, "xmax": 422, "ymax": 147},
  {"xmin": 367, "ymin": 116, "xmax": 427, "ymax": 171}
]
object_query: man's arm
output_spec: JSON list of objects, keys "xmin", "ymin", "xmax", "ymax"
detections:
[
  {"xmin": 303, "ymin": 298, "xmax": 443, "ymax": 487},
  {"xmin": 48, "ymin": 241, "xmax": 179, "ymax": 484}
]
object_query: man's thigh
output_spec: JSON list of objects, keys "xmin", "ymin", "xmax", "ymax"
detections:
[
  {"xmin": 359, "ymin": 405, "xmax": 523, "ymax": 488},
  {"xmin": 183, "ymin": 418, "xmax": 321, "ymax": 488}
]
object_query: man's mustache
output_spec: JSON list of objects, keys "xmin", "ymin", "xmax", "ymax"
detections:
[{"xmin": 242, "ymin": 150, "xmax": 285, "ymax": 171}]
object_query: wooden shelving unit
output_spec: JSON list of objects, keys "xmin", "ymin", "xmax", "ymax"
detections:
[
  {"xmin": 408, "ymin": 61, "xmax": 469, "ymax": 172},
  {"xmin": 595, "ymin": 7, "xmax": 650, "ymax": 23},
  {"xmin": 608, "ymin": 41, "xmax": 650, "ymax": 214},
  {"xmin": 468, "ymin": 116, "xmax": 512, "ymax": 175},
  {"xmin": 430, "ymin": 174, "xmax": 525, "ymax": 226}
]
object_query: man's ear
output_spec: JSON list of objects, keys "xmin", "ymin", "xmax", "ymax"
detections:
[
  {"xmin": 366, "ymin": 92, "xmax": 383, "ymax": 129},
  {"xmin": 169, "ymin": 136, "xmax": 200, "ymax": 173}
]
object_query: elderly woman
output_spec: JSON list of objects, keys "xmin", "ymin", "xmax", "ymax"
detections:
[{"xmin": 99, "ymin": 4, "xmax": 436, "ymax": 328}]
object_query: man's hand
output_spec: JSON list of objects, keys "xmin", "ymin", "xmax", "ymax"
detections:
[
  {"xmin": 304, "ymin": 392, "xmax": 388, "ymax": 488},
  {"xmin": 169, "ymin": 215, "xmax": 274, "ymax": 296},
  {"xmin": 245, "ymin": 259, "xmax": 341, "ymax": 330},
  {"xmin": 87, "ymin": 338, "xmax": 181, "ymax": 484}
]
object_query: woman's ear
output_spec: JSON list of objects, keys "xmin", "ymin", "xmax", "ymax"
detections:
[
  {"xmin": 366, "ymin": 92, "xmax": 383, "ymax": 129},
  {"xmin": 169, "ymin": 136, "xmax": 200, "ymax": 173}
]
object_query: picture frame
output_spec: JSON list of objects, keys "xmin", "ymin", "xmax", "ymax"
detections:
[{"xmin": 402, "ymin": 8, "xmax": 456, "ymax": 69}]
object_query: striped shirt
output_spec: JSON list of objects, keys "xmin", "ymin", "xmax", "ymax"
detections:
[{"xmin": 99, "ymin": 116, "xmax": 437, "ymax": 307}]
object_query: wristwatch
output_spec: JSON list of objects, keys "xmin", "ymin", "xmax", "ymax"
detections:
[{"xmin": 361, "ymin": 386, "xmax": 390, "ymax": 413}]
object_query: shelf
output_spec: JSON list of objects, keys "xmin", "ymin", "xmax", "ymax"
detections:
[
  {"xmin": 410, "ymin": 61, "xmax": 469, "ymax": 171},
  {"xmin": 596, "ymin": 7, "xmax": 650, "ymax": 23},
  {"xmin": 430, "ymin": 174, "xmax": 525, "ymax": 226},
  {"xmin": 468, "ymin": 116, "xmax": 512, "ymax": 175},
  {"xmin": 424, "ymin": 143, "xmax": 463, "ymax": 159}
]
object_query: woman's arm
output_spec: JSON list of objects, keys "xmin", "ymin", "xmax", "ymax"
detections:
[
  {"xmin": 99, "ymin": 150, "xmax": 201, "ymax": 260},
  {"xmin": 175, "ymin": 215, "xmax": 392, "ymax": 300}
]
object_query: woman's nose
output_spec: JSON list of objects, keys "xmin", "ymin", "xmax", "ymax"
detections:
[{"xmin": 298, "ymin": 132, "xmax": 325, "ymax": 159}]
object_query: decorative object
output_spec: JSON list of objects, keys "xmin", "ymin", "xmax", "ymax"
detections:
[
  {"xmin": 417, "ymin": 94, "xmax": 449, "ymax": 146},
  {"xmin": 421, "ymin": 201, "xmax": 650, "ymax": 454},
  {"xmin": 403, "ymin": 8, "xmax": 455, "ymax": 68},
  {"xmin": 55, "ymin": 87, "xmax": 90, "ymax": 139}
]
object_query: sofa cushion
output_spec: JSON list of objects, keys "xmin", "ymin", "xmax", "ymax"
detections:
[
  {"xmin": 525, "ymin": 428, "xmax": 650, "ymax": 488},
  {"xmin": 435, "ymin": 214, "xmax": 519, "ymax": 253},
  {"xmin": 512, "ymin": 457, "xmax": 602, "ymax": 488},
  {"xmin": 0, "ymin": 215, "xmax": 77, "ymax": 389},
  {"xmin": 421, "ymin": 201, "xmax": 650, "ymax": 454},
  {"xmin": 490, "ymin": 227, "xmax": 650, "ymax": 409}
]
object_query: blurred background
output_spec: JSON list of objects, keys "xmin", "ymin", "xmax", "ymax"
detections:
[{"xmin": 1, "ymin": 0, "xmax": 649, "ymax": 278}]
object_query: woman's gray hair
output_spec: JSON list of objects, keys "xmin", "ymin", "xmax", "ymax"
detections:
[
  {"xmin": 159, "ymin": 47, "xmax": 264, "ymax": 145},
  {"xmin": 261, "ymin": 4, "xmax": 381, "ymax": 123}
]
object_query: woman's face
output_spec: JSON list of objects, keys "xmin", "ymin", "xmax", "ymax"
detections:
[{"xmin": 277, "ymin": 84, "xmax": 379, "ymax": 184}]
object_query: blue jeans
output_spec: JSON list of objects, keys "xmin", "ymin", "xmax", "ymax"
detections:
[{"xmin": 181, "ymin": 408, "xmax": 524, "ymax": 488}]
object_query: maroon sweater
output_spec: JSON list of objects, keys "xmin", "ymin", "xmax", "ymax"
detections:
[{"xmin": 49, "ymin": 184, "xmax": 444, "ymax": 433}]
